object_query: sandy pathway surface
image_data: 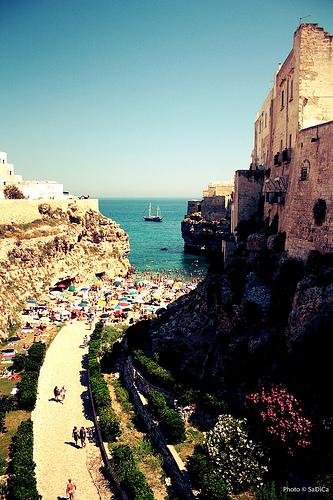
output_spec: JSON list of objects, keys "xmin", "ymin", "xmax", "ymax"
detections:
[{"xmin": 32, "ymin": 321, "xmax": 112, "ymax": 500}]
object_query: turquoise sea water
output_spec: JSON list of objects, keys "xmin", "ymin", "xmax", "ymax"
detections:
[{"xmin": 99, "ymin": 198, "xmax": 207, "ymax": 277}]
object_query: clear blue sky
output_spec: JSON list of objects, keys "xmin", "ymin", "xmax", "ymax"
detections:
[{"xmin": 0, "ymin": 0, "xmax": 332, "ymax": 198}]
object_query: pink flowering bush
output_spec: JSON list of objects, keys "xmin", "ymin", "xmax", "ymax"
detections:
[{"xmin": 246, "ymin": 385, "xmax": 312, "ymax": 455}]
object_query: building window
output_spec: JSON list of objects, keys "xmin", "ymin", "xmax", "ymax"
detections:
[
  {"xmin": 280, "ymin": 139, "xmax": 283, "ymax": 151},
  {"xmin": 300, "ymin": 167, "xmax": 308, "ymax": 181},
  {"xmin": 289, "ymin": 134, "xmax": 292, "ymax": 149},
  {"xmin": 300, "ymin": 159, "xmax": 310, "ymax": 181},
  {"xmin": 265, "ymin": 113, "xmax": 267, "ymax": 128},
  {"xmin": 281, "ymin": 90, "xmax": 285, "ymax": 109},
  {"xmin": 313, "ymin": 199, "xmax": 327, "ymax": 226},
  {"xmin": 290, "ymin": 80, "xmax": 294, "ymax": 101}
]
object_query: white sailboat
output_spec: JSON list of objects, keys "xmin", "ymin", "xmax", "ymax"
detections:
[{"xmin": 144, "ymin": 202, "xmax": 163, "ymax": 222}]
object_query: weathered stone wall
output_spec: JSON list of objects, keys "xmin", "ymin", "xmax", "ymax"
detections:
[
  {"xmin": 299, "ymin": 25, "xmax": 333, "ymax": 130},
  {"xmin": 284, "ymin": 121, "xmax": 333, "ymax": 258},
  {"xmin": 0, "ymin": 199, "xmax": 98, "ymax": 224},
  {"xmin": 231, "ymin": 171, "xmax": 264, "ymax": 232},
  {"xmin": 201, "ymin": 195, "xmax": 226, "ymax": 222},
  {"xmin": 187, "ymin": 200, "xmax": 201, "ymax": 216}
]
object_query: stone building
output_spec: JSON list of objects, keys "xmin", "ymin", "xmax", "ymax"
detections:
[
  {"xmin": 0, "ymin": 150, "xmax": 69, "ymax": 200},
  {"xmin": 232, "ymin": 23, "xmax": 333, "ymax": 258},
  {"xmin": 0, "ymin": 151, "xmax": 23, "ymax": 192}
]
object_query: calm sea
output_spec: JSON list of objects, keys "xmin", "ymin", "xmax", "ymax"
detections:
[{"xmin": 99, "ymin": 198, "xmax": 208, "ymax": 278}]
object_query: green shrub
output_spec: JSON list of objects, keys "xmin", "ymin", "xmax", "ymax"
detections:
[
  {"xmin": 8, "ymin": 420, "xmax": 40, "ymax": 499},
  {"xmin": 133, "ymin": 350, "xmax": 175, "ymax": 389},
  {"xmin": 99, "ymin": 406, "xmax": 121, "ymax": 442},
  {"xmin": 187, "ymin": 446, "xmax": 229, "ymax": 499},
  {"xmin": 187, "ymin": 446, "xmax": 212, "ymax": 487},
  {"xmin": 17, "ymin": 372, "xmax": 39, "ymax": 410},
  {"xmin": 147, "ymin": 391, "xmax": 185, "ymax": 443},
  {"xmin": 202, "ymin": 470, "xmax": 229, "ymax": 499},
  {"xmin": 148, "ymin": 390, "xmax": 167, "ymax": 415},
  {"xmin": 125, "ymin": 467, "xmax": 154, "ymax": 500},
  {"xmin": 27, "ymin": 343, "xmax": 46, "ymax": 366},
  {"xmin": 112, "ymin": 444, "xmax": 154, "ymax": 500},
  {"xmin": 88, "ymin": 358, "xmax": 101, "ymax": 377},
  {"xmin": 12, "ymin": 354, "xmax": 27, "ymax": 373},
  {"xmin": 112, "ymin": 444, "xmax": 134, "ymax": 481},
  {"xmin": 90, "ymin": 374, "xmax": 111, "ymax": 410},
  {"xmin": 160, "ymin": 408, "xmax": 185, "ymax": 443},
  {"xmin": 256, "ymin": 481, "xmax": 291, "ymax": 500},
  {"xmin": 16, "ymin": 343, "xmax": 46, "ymax": 411}
]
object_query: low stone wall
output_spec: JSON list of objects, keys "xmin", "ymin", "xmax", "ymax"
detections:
[
  {"xmin": 123, "ymin": 358, "xmax": 195, "ymax": 500},
  {"xmin": 87, "ymin": 368, "xmax": 129, "ymax": 500},
  {"xmin": 0, "ymin": 199, "xmax": 99, "ymax": 225}
]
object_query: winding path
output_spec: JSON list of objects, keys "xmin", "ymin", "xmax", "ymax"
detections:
[{"xmin": 32, "ymin": 322, "xmax": 111, "ymax": 500}]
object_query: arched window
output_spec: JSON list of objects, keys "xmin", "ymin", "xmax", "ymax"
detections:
[
  {"xmin": 313, "ymin": 199, "xmax": 327, "ymax": 226},
  {"xmin": 300, "ymin": 159, "xmax": 310, "ymax": 181}
]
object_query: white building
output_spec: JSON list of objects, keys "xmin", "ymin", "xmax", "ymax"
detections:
[{"xmin": 0, "ymin": 151, "xmax": 70, "ymax": 200}]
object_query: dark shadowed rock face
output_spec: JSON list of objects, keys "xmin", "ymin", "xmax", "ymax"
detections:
[{"xmin": 140, "ymin": 246, "xmax": 333, "ymax": 405}]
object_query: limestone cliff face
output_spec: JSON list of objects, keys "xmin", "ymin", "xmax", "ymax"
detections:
[{"xmin": 0, "ymin": 203, "xmax": 130, "ymax": 336}]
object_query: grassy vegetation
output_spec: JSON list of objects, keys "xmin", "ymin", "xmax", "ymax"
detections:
[
  {"xmin": 102, "ymin": 324, "xmax": 128, "ymax": 345},
  {"xmin": 0, "ymin": 410, "xmax": 30, "ymax": 475},
  {"xmin": 0, "ymin": 218, "xmax": 61, "ymax": 240},
  {"xmin": 174, "ymin": 425, "xmax": 204, "ymax": 463},
  {"xmin": 0, "ymin": 379, "xmax": 17, "ymax": 397},
  {"xmin": 112, "ymin": 378, "xmax": 134, "ymax": 413}
]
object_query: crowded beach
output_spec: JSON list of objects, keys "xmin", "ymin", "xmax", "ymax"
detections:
[{"xmin": 0, "ymin": 271, "xmax": 199, "ymax": 385}]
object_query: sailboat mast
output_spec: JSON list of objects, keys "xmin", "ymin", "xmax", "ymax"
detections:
[
  {"xmin": 157, "ymin": 205, "xmax": 160, "ymax": 217},
  {"xmin": 148, "ymin": 202, "xmax": 152, "ymax": 217}
]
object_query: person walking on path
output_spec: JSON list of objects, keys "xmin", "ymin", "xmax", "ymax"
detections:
[
  {"xmin": 72, "ymin": 426, "xmax": 79, "ymax": 447},
  {"xmin": 54, "ymin": 386, "xmax": 60, "ymax": 402},
  {"xmin": 79, "ymin": 426, "xmax": 86, "ymax": 448},
  {"xmin": 60, "ymin": 386, "xmax": 66, "ymax": 403},
  {"xmin": 66, "ymin": 478, "xmax": 77, "ymax": 499}
]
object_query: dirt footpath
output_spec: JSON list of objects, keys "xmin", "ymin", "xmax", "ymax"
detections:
[{"xmin": 32, "ymin": 321, "xmax": 112, "ymax": 500}]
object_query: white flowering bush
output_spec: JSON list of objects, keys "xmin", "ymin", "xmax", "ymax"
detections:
[{"xmin": 206, "ymin": 414, "xmax": 268, "ymax": 494}]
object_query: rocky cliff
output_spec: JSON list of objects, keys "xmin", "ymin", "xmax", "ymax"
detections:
[
  {"xmin": 0, "ymin": 203, "xmax": 130, "ymax": 337},
  {"xmin": 181, "ymin": 214, "xmax": 230, "ymax": 254},
  {"xmin": 134, "ymin": 234, "xmax": 333, "ymax": 408}
]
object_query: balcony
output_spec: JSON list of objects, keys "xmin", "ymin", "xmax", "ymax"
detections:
[
  {"xmin": 282, "ymin": 148, "xmax": 292, "ymax": 163},
  {"xmin": 273, "ymin": 152, "xmax": 281, "ymax": 166},
  {"xmin": 265, "ymin": 192, "xmax": 286, "ymax": 205}
]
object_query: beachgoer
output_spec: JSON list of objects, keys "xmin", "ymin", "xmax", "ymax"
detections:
[
  {"xmin": 79, "ymin": 426, "xmax": 86, "ymax": 448},
  {"xmin": 60, "ymin": 386, "xmax": 66, "ymax": 403},
  {"xmin": 54, "ymin": 386, "xmax": 60, "ymax": 402},
  {"xmin": 72, "ymin": 426, "xmax": 79, "ymax": 447},
  {"xmin": 66, "ymin": 478, "xmax": 77, "ymax": 499}
]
